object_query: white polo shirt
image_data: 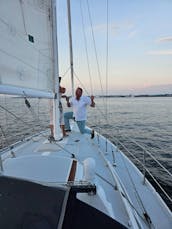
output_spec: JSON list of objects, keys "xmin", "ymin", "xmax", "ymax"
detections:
[{"xmin": 70, "ymin": 96, "xmax": 91, "ymax": 121}]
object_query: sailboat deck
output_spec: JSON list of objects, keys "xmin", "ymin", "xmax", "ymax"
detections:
[{"xmin": 1, "ymin": 126, "xmax": 172, "ymax": 229}]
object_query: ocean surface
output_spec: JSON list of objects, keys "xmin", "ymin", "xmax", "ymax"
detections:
[{"xmin": 0, "ymin": 96, "xmax": 172, "ymax": 210}]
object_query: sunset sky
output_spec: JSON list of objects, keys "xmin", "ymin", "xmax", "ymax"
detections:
[{"xmin": 57, "ymin": 0, "xmax": 172, "ymax": 95}]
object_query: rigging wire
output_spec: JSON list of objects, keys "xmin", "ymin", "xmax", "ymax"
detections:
[
  {"xmin": 105, "ymin": 0, "xmax": 109, "ymax": 120},
  {"xmin": 19, "ymin": 0, "xmax": 27, "ymax": 35},
  {"xmin": 88, "ymin": 110, "xmax": 172, "ymax": 179},
  {"xmin": 0, "ymin": 47, "xmax": 47, "ymax": 76},
  {"xmin": 0, "ymin": 125, "xmax": 9, "ymax": 149},
  {"xmin": 0, "ymin": 102, "xmax": 34, "ymax": 149},
  {"xmin": 71, "ymin": 0, "xmax": 111, "ymax": 124},
  {"xmin": 74, "ymin": 71, "xmax": 90, "ymax": 95},
  {"xmin": 72, "ymin": 0, "xmax": 111, "ymax": 134},
  {"xmin": 86, "ymin": 0, "xmax": 105, "ymax": 97},
  {"xmin": 89, "ymin": 114, "xmax": 172, "ymax": 205},
  {"xmin": 61, "ymin": 66, "xmax": 71, "ymax": 79},
  {"xmin": 24, "ymin": 97, "xmax": 40, "ymax": 122},
  {"xmin": 117, "ymin": 143, "xmax": 171, "ymax": 225},
  {"xmin": 0, "ymin": 15, "xmax": 52, "ymax": 60},
  {"xmin": 104, "ymin": 0, "xmax": 110, "ymax": 150},
  {"xmin": 0, "ymin": 17, "xmax": 8, "ymax": 27},
  {"xmin": 79, "ymin": 0, "xmax": 93, "ymax": 94},
  {"xmin": 118, "ymin": 145, "xmax": 153, "ymax": 224},
  {"xmin": 0, "ymin": 104, "xmax": 31, "ymax": 127},
  {"xmin": 0, "ymin": 100, "xmax": 48, "ymax": 140},
  {"xmin": 61, "ymin": 0, "xmax": 108, "ymax": 132},
  {"xmin": 67, "ymin": 0, "xmax": 74, "ymax": 96},
  {"xmin": 74, "ymin": 71, "xmax": 109, "ymax": 120},
  {"xmin": 22, "ymin": 92, "xmax": 41, "ymax": 122}
]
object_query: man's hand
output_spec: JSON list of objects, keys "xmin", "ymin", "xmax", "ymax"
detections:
[
  {"xmin": 66, "ymin": 96, "xmax": 71, "ymax": 107},
  {"xmin": 90, "ymin": 95, "xmax": 95, "ymax": 107}
]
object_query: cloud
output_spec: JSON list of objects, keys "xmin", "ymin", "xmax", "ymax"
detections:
[
  {"xmin": 91, "ymin": 23, "xmax": 119, "ymax": 36},
  {"xmin": 147, "ymin": 50, "xmax": 172, "ymax": 55},
  {"xmin": 149, "ymin": 37, "xmax": 172, "ymax": 55},
  {"xmin": 128, "ymin": 30, "xmax": 137, "ymax": 39},
  {"xmin": 111, "ymin": 23, "xmax": 120, "ymax": 35},
  {"xmin": 115, "ymin": 21, "xmax": 137, "ymax": 39},
  {"xmin": 91, "ymin": 21, "xmax": 136, "ymax": 38},
  {"xmin": 157, "ymin": 36, "xmax": 172, "ymax": 43},
  {"xmin": 92, "ymin": 24, "xmax": 107, "ymax": 32}
]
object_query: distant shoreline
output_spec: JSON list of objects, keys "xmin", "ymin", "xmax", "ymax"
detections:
[{"xmin": 98, "ymin": 94, "xmax": 172, "ymax": 98}]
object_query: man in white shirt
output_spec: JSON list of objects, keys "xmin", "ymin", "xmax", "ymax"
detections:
[{"xmin": 65, "ymin": 87, "xmax": 95, "ymax": 138}]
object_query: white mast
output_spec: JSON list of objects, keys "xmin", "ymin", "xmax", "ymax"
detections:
[
  {"xmin": 67, "ymin": 0, "xmax": 74, "ymax": 96},
  {"xmin": 52, "ymin": 0, "xmax": 62, "ymax": 140}
]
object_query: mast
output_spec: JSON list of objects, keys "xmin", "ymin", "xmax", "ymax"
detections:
[
  {"xmin": 67, "ymin": 0, "xmax": 74, "ymax": 96},
  {"xmin": 52, "ymin": 0, "xmax": 61, "ymax": 140}
]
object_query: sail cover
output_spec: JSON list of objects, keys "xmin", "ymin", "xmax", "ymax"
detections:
[{"xmin": 0, "ymin": 0, "xmax": 54, "ymax": 94}]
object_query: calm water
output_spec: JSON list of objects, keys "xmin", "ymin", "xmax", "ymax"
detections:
[{"xmin": 0, "ymin": 96, "xmax": 172, "ymax": 209}]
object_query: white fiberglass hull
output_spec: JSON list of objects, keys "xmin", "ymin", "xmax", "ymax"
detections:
[{"xmin": 0, "ymin": 124, "xmax": 172, "ymax": 229}]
